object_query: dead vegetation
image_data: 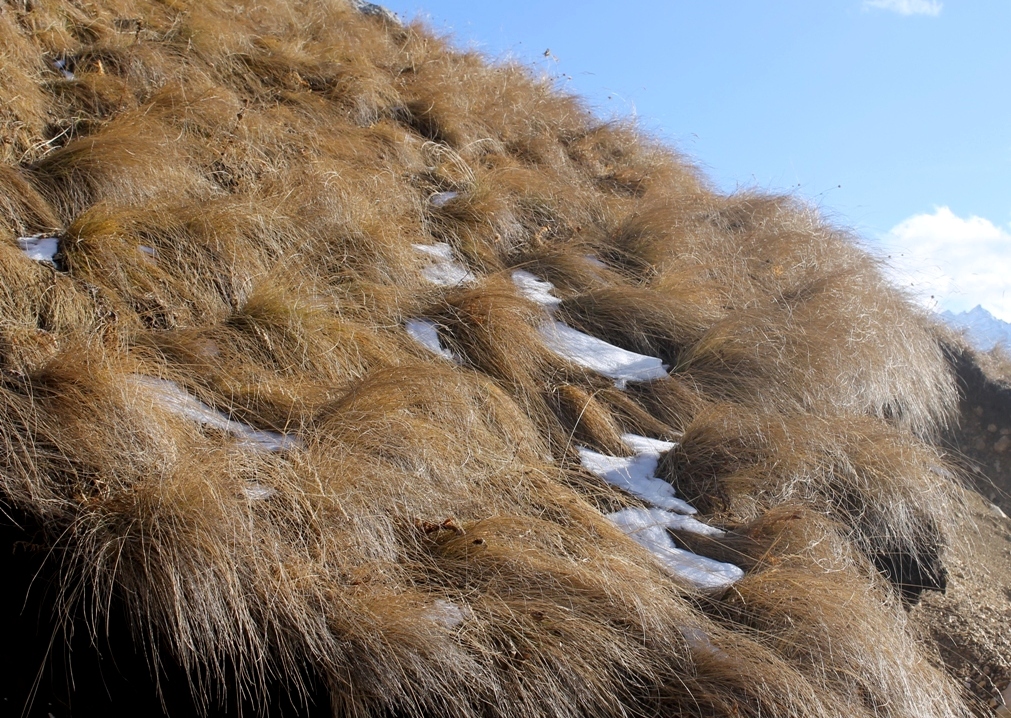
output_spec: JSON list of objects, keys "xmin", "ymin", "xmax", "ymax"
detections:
[{"xmin": 0, "ymin": 0, "xmax": 1005, "ymax": 716}]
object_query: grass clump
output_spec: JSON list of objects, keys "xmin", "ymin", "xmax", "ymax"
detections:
[{"xmin": 0, "ymin": 1, "xmax": 987, "ymax": 717}]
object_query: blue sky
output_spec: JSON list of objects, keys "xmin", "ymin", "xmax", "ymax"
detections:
[{"xmin": 380, "ymin": 0, "xmax": 1011, "ymax": 321}]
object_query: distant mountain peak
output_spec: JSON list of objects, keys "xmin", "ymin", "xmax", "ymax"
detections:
[{"xmin": 941, "ymin": 305, "xmax": 1011, "ymax": 351}]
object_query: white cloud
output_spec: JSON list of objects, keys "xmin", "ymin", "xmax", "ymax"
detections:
[
  {"xmin": 880, "ymin": 207, "xmax": 1011, "ymax": 322},
  {"xmin": 863, "ymin": 0, "xmax": 943, "ymax": 16}
]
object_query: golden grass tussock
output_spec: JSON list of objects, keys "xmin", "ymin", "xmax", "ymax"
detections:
[
  {"xmin": 0, "ymin": 0, "xmax": 995, "ymax": 715},
  {"xmin": 0, "ymin": 243, "xmax": 99, "ymax": 368},
  {"xmin": 624, "ymin": 374, "xmax": 710, "ymax": 434},
  {"xmin": 0, "ymin": 163, "xmax": 63, "ymax": 238},
  {"xmin": 559, "ymin": 284, "xmax": 718, "ymax": 367},
  {"xmin": 549, "ymin": 383, "xmax": 628, "ymax": 456},
  {"xmin": 565, "ymin": 121, "xmax": 702, "ymax": 200},
  {"xmin": 0, "ymin": 13, "xmax": 52, "ymax": 166},
  {"xmin": 32, "ymin": 115, "xmax": 219, "ymax": 221},
  {"xmin": 661, "ymin": 406, "xmax": 958, "ymax": 601}
]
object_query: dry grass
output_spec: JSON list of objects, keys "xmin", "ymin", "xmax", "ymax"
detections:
[{"xmin": 0, "ymin": 0, "xmax": 987, "ymax": 716}]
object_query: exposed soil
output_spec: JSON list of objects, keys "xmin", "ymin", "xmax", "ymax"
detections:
[
  {"xmin": 913, "ymin": 489, "xmax": 1011, "ymax": 717},
  {"xmin": 916, "ymin": 344, "xmax": 1011, "ymax": 716}
]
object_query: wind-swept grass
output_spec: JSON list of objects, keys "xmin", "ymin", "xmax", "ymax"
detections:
[{"xmin": 0, "ymin": 1, "xmax": 984, "ymax": 716}]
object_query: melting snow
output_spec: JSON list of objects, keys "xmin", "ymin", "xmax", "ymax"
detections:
[
  {"xmin": 506, "ymin": 269, "xmax": 668, "ymax": 388},
  {"xmin": 578, "ymin": 433, "xmax": 694, "ymax": 514},
  {"xmin": 243, "ymin": 483, "xmax": 277, "ymax": 501},
  {"xmin": 17, "ymin": 236, "xmax": 59, "ymax": 264},
  {"xmin": 589, "ymin": 436, "xmax": 741, "ymax": 588},
  {"xmin": 52, "ymin": 58, "xmax": 75, "ymax": 80},
  {"xmin": 512, "ymin": 270, "xmax": 562, "ymax": 307},
  {"xmin": 138, "ymin": 245, "xmax": 157, "ymax": 258},
  {"xmin": 413, "ymin": 243, "xmax": 476, "ymax": 287},
  {"xmin": 429, "ymin": 191, "xmax": 459, "ymax": 207},
  {"xmin": 405, "ymin": 318, "xmax": 457, "ymax": 362},
  {"xmin": 129, "ymin": 376, "xmax": 299, "ymax": 452},
  {"xmin": 610, "ymin": 503, "xmax": 720, "ymax": 537},
  {"xmin": 539, "ymin": 321, "xmax": 668, "ymax": 388},
  {"xmin": 620, "ymin": 433, "xmax": 676, "ymax": 455},
  {"xmin": 608, "ymin": 507, "xmax": 743, "ymax": 591},
  {"xmin": 428, "ymin": 599, "xmax": 471, "ymax": 629},
  {"xmin": 679, "ymin": 625, "xmax": 728, "ymax": 659}
]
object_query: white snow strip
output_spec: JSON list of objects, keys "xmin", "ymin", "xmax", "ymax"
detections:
[
  {"xmin": 608, "ymin": 506, "xmax": 724, "ymax": 541},
  {"xmin": 138, "ymin": 245, "xmax": 157, "ymax": 258},
  {"xmin": 508, "ymin": 269, "xmax": 668, "ymax": 387},
  {"xmin": 129, "ymin": 376, "xmax": 299, "ymax": 452},
  {"xmin": 428, "ymin": 599, "xmax": 471, "ymax": 629},
  {"xmin": 413, "ymin": 243, "xmax": 456, "ymax": 261},
  {"xmin": 928, "ymin": 464, "xmax": 954, "ymax": 480},
  {"xmin": 243, "ymin": 483, "xmax": 277, "ymax": 501},
  {"xmin": 579, "ymin": 447, "xmax": 695, "ymax": 515},
  {"xmin": 512, "ymin": 270, "xmax": 562, "ymax": 307},
  {"xmin": 539, "ymin": 321, "xmax": 668, "ymax": 388},
  {"xmin": 405, "ymin": 318, "xmax": 457, "ymax": 362},
  {"xmin": 17, "ymin": 236, "xmax": 59, "ymax": 264},
  {"xmin": 621, "ymin": 433, "xmax": 677, "ymax": 455},
  {"xmin": 53, "ymin": 59, "xmax": 75, "ymax": 80},
  {"xmin": 608, "ymin": 507, "xmax": 743, "ymax": 591},
  {"xmin": 429, "ymin": 191, "xmax": 459, "ymax": 207},
  {"xmin": 584, "ymin": 255, "xmax": 607, "ymax": 269},
  {"xmin": 413, "ymin": 243, "xmax": 476, "ymax": 287},
  {"xmin": 679, "ymin": 626, "xmax": 728, "ymax": 659},
  {"xmin": 579, "ymin": 431, "xmax": 693, "ymax": 513}
]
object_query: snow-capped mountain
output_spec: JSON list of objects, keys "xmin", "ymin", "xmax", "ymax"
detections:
[{"xmin": 940, "ymin": 305, "xmax": 1011, "ymax": 351}]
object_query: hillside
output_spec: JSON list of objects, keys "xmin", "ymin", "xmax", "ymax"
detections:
[{"xmin": 0, "ymin": 1, "xmax": 1008, "ymax": 716}]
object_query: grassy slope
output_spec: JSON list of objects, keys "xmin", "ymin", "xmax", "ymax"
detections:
[{"xmin": 0, "ymin": 0, "xmax": 1005, "ymax": 715}]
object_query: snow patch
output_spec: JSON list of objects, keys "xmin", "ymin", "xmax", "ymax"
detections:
[
  {"xmin": 428, "ymin": 191, "xmax": 459, "ymax": 207},
  {"xmin": 17, "ymin": 236, "xmax": 59, "ymax": 264},
  {"xmin": 243, "ymin": 483, "xmax": 277, "ymax": 501},
  {"xmin": 679, "ymin": 626, "xmax": 722, "ymax": 656},
  {"xmin": 512, "ymin": 270, "xmax": 561, "ymax": 307},
  {"xmin": 428, "ymin": 599, "xmax": 471, "ymax": 629},
  {"xmin": 405, "ymin": 318, "xmax": 457, "ymax": 362},
  {"xmin": 620, "ymin": 433, "xmax": 676, "ymax": 455},
  {"xmin": 578, "ymin": 434, "xmax": 695, "ymax": 515},
  {"xmin": 506, "ymin": 269, "xmax": 668, "ymax": 388},
  {"xmin": 609, "ymin": 503, "xmax": 720, "ymax": 537},
  {"xmin": 129, "ymin": 376, "xmax": 299, "ymax": 452},
  {"xmin": 52, "ymin": 59, "xmax": 75, "ymax": 80},
  {"xmin": 413, "ymin": 243, "xmax": 476, "ymax": 287},
  {"xmin": 539, "ymin": 321, "xmax": 668, "ymax": 388},
  {"xmin": 608, "ymin": 507, "xmax": 743, "ymax": 591}
]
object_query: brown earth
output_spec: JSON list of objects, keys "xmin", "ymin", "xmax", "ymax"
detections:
[
  {"xmin": 923, "ymin": 344, "xmax": 1011, "ymax": 716},
  {"xmin": 912, "ymin": 489, "xmax": 1011, "ymax": 716}
]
